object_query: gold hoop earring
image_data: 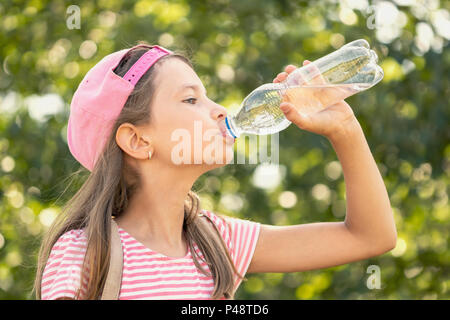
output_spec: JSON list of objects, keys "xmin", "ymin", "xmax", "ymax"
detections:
[{"xmin": 148, "ymin": 150, "xmax": 152, "ymax": 160}]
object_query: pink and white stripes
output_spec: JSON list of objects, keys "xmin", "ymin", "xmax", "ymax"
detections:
[{"xmin": 41, "ymin": 209, "xmax": 260, "ymax": 300}]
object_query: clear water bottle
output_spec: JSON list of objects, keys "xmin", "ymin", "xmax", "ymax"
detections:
[{"xmin": 224, "ymin": 39, "xmax": 384, "ymax": 138}]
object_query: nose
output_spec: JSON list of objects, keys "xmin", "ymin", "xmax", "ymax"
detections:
[{"xmin": 210, "ymin": 102, "xmax": 228, "ymax": 121}]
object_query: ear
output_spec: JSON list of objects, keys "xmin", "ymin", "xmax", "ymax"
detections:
[{"xmin": 115, "ymin": 123, "xmax": 152, "ymax": 160}]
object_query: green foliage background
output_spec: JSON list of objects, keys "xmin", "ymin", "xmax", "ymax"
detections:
[{"xmin": 0, "ymin": 0, "xmax": 448, "ymax": 299}]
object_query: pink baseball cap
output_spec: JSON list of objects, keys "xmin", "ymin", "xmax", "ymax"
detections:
[{"xmin": 67, "ymin": 44, "xmax": 173, "ymax": 172}]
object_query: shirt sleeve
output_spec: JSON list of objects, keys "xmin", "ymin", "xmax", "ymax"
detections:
[
  {"xmin": 201, "ymin": 209, "xmax": 261, "ymax": 293},
  {"xmin": 41, "ymin": 229, "xmax": 89, "ymax": 300}
]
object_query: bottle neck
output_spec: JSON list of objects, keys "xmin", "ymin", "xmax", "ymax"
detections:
[{"xmin": 225, "ymin": 116, "xmax": 240, "ymax": 139}]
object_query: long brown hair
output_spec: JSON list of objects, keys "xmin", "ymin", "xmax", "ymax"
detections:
[{"xmin": 33, "ymin": 42, "xmax": 245, "ymax": 300}]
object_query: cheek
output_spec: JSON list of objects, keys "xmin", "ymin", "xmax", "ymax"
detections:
[
  {"xmin": 152, "ymin": 108, "xmax": 232, "ymax": 165},
  {"xmin": 151, "ymin": 110, "xmax": 204, "ymax": 161}
]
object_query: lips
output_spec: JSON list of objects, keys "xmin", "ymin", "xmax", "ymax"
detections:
[
  {"xmin": 218, "ymin": 120, "xmax": 228, "ymax": 137},
  {"xmin": 218, "ymin": 120, "xmax": 235, "ymax": 144}
]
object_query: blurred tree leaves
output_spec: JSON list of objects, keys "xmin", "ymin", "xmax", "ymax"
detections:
[{"xmin": 0, "ymin": 0, "xmax": 449, "ymax": 299}]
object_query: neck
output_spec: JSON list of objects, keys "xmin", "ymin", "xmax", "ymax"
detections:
[{"xmin": 115, "ymin": 160, "xmax": 203, "ymax": 250}]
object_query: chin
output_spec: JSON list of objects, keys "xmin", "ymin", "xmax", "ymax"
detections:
[
  {"xmin": 199, "ymin": 135, "xmax": 235, "ymax": 166},
  {"xmin": 202, "ymin": 149, "xmax": 235, "ymax": 167}
]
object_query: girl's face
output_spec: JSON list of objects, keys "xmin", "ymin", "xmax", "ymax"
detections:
[{"xmin": 144, "ymin": 58, "xmax": 235, "ymax": 169}]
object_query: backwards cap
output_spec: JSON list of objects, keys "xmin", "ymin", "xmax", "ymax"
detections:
[{"xmin": 67, "ymin": 44, "xmax": 173, "ymax": 172}]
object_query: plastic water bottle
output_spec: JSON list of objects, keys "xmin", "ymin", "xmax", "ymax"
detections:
[{"xmin": 224, "ymin": 39, "xmax": 384, "ymax": 138}]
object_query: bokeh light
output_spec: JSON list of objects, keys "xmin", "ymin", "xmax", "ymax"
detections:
[{"xmin": 0, "ymin": 0, "xmax": 448, "ymax": 301}]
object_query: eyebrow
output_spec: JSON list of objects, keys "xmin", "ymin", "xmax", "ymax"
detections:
[{"xmin": 179, "ymin": 84, "xmax": 207, "ymax": 95}]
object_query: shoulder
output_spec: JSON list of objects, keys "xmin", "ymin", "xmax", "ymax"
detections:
[
  {"xmin": 41, "ymin": 228, "xmax": 89, "ymax": 300},
  {"xmin": 56, "ymin": 228, "xmax": 88, "ymax": 246},
  {"xmin": 200, "ymin": 209, "xmax": 261, "ymax": 290},
  {"xmin": 200, "ymin": 209, "xmax": 228, "ymax": 231},
  {"xmin": 47, "ymin": 229, "xmax": 88, "ymax": 259},
  {"xmin": 200, "ymin": 209, "xmax": 261, "ymax": 256},
  {"xmin": 201, "ymin": 209, "xmax": 261, "ymax": 235},
  {"xmin": 200, "ymin": 209, "xmax": 232, "ymax": 248},
  {"xmin": 48, "ymin": 229, "xmax": 88, "ymax": 259}
]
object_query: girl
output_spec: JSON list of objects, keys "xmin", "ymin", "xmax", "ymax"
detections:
[{"xmin": 34, "ymin": 41, "xmax": 397, "ymax": 300}]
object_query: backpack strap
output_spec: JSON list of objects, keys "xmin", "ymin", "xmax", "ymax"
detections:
[
  {"xmin": 101, "ymin": 218, "xmax": 123, "ymax": 300},
  {"xmin": 101, "ymin": 212, "xmax": 210, "ymax": 300}
]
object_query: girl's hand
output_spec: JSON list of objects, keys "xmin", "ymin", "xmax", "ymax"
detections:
[{"xmin": 273, "ymin": 61, "xmax": 359, "ymax": 142}]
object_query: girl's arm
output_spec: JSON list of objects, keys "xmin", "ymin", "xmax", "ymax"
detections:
[
  {"xmin": 247, "ymin": 117, "xmax": 397, "ymax": 273},
  {"xmin": 246, "ymin": 63, "xmax": 397, "ymax": 274},
  {"xmin": 328, "ymin": 117, "xmax": 397, "ymax": 247}
]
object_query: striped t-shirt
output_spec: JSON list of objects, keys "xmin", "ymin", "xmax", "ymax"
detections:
[{"xmin": 41, "ymin": 209, "xmax": 261, "ymax": 300}]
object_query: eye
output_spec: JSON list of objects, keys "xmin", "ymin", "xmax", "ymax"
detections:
[{"xmin": 183, "ymin": 98, "xmax": 197, "ymax": 104}]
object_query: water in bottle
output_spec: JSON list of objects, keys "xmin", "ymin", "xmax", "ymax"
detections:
[{"xmin": 224, "ymin": 39, "xmax": 384, "ymax": 138}]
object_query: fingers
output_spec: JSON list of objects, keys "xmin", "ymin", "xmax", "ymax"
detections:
[
  {"xmin": 279, "ymin": 102, "xmax": 311, "ymax": 130},
  {"xmin": 274, "ymin": 61, "xmax": 327, "ymax": 85},
  {"xmin": 289, "ymin": 61, "xmax": 311, "ymax": 86},
  {"xmin": 284, "ymin": 64, "xmax": 297, "ymax": 73},
  {"xmin": 302, "ymin": 60, "xmax": 327, "ymax": 85},
  {"xmin": 273, "ymin": 71, "xmax": 288, "ymax": 83},
  {"xmin": 273, "ymin": 64, "xmax": 298, "ymax": 83},
  {"xmin": 273, "ymin": 60, "xmax": 311, "ymax": 84}
]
